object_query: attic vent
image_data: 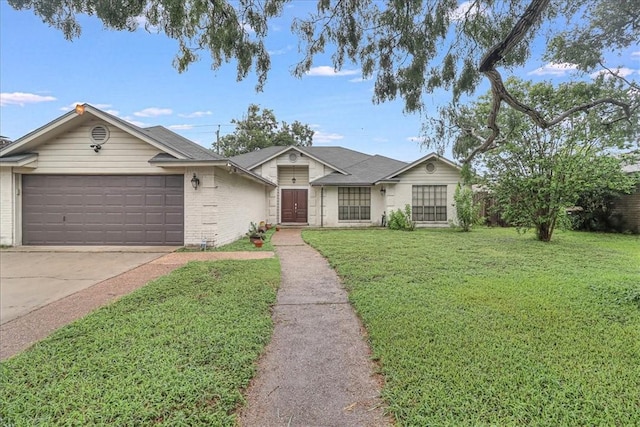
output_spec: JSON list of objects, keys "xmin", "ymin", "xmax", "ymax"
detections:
[
  {"xmin": 90, "ymin": 125, "xmax": 109, "ymax": 143},
  {"xmin": 425, "ymin": 162, "xmax": 437, "ymax": 173},
  {"xmin": 289, "ymin": 152, "xmax": 298, "ymax": 163}
]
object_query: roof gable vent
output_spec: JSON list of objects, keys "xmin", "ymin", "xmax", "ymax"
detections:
[{"xmin": 90, "ymin": 125, "xmax": 109, "ymax": 143}]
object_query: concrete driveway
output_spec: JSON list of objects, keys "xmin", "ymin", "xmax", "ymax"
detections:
[{"xmin": 0, "ymin": 247, "xmax": 176, "ymax": 324}]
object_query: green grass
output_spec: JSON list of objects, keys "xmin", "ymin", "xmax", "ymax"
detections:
[
  {"xmin": 178, "ymin": 229, "xmax": 275, "ymax": 252},
  {"xmin": 303, "ymin": 227, "xmax": 640, "ymax": 426},
  {"xmin": 0, "ymin": 259, "xmax": 279, "ymax": 426},
  {"xmin": 215, "ymin": 229, "xmax": 275, "ymax": 252}
]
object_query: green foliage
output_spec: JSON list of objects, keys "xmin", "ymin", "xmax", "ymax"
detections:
[
  {"xmin": 215, "ymin": 104, "xmax": 314, "ymax": 156},
  {"xmin": 11, "ymin": 1, "xmax": 637, "ymax": 137},
  {"xmin": 303, "ymin": 228, "xmax": 640, "ymax": 426},
  {"xmin": 452, "ymin": 183, "xmax": 481, "ymax": 231},
  {"xmin": 456, "ymin": 78, "xmax": 638, "ymax": 242},
  {"xmin": 0, "ymin": 259, "xmax": 280, "ymax": 425},
  {"xmin": 570, "ymin": 189, "xmax": 631, "ymax": 233},
  {"xmin": 387, "ymin": 204, "xmax": 415, "ymax": 231}
]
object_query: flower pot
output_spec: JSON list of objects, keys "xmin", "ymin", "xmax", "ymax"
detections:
[{"xmin": 253, "ymin": 240, "xmax": 264, "ymax": 248}]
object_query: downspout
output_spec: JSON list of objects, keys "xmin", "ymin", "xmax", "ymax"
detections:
[{"xmin": 320, "ymin": 186, "xmax": 324, "ymax": 228}]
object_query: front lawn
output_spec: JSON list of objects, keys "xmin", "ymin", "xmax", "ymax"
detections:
[
  {"xmin": 0, "ymin": 259, "xmax": 279, "ymax": 426},
  {"xmin": 303, "ymin": 228, "xmax": 640, "ymax": 426}
]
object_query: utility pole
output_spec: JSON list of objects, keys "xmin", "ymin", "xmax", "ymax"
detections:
[{"xmin": 215, "ymin": 125, "xmax": 220, "ymax": 155}]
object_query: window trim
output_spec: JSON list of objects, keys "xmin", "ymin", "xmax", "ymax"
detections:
[
  {"xmin": 338, "ymin": 187, "xmax": 371, "ymax": 221},
  {"xmin": 412, "ymin": 185, "xmax": 448, "ymax": 222}
]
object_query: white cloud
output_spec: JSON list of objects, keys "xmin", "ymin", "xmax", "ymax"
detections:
[
  {"xmin": 168, "ymin": 124, "xmax": 194, "ymax": 130},
  {"xmin": 178, "ymin": 110, "xmax": 213, "ymax": 118},
  {"xmin": 60, "ymin": 102, "xmax": 115, "ymax": 112},
  {"xmin": 134, "ymin": 16, "xmax": 148, "ymax": 27},
  {"xmin": 450, "ymin": 1, "xmax": 486, "ymax": 21},
  {"xmin": 590, "ymin": 67, "xmax": 636, "ymax": 79},
  {"xmin": 406, "ymin": 136, "xmax": 423, "ymax": 143},
  {"xmin": 1, "ymin": 92, "xmax": 56, "ymax": 107},
  {"xmin": 313, "ymin": 130, "xmax": 344, "ymax": 144},
  {"xmin": 528, "ymin": 62, "xmax": 578, "ymax": 76},
  {"xmin": 631, "ymin": 51, "xmax": 640, "ymax": 58},
  {"xmin": 134, "ymin": 107, "xmax": 173, "ymax": 117},
  {"xmin": 242, "ymin": 23, "xmax": 255, "ymax": 34},
  {"xmin": 306, "ymin": 66, "xmax": 360, "ymax": 77}
]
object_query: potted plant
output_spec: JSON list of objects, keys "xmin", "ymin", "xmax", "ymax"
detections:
[{"xmin": 247, "ymin": 222, "xmax": 265, "ymax": 247}]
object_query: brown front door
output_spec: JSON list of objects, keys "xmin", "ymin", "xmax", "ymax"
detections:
[{"xmin": 281, "ymin": 189, "xmax": 308, "ymax": 223}]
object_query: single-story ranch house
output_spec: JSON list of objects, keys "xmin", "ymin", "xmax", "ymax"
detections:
[{"xmin": 0, "ymin": 104, "xmax": 462, "ymax": 247}]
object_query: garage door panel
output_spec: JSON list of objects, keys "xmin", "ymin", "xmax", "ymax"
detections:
[{"xmin": 23, "ymin": 175, "xmax": 184, "ymax": 245}]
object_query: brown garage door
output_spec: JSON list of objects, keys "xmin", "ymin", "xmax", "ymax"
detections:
[{"xmin": 22, "ymin": 175, "xmax": 184, "ymax": 245}]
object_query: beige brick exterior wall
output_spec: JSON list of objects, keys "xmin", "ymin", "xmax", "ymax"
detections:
[
  {"xmin": 212, "ymin": 168, "xmax": 269, "ymax": 246},
  {"xmin": 388, "ymin": 159, "xmax": 461, "ymax": 227},
  {"xmin": 0, "ymin": 168, "xmax": 15, "ymax": 246},
  {"xmin": 183, "ymin": 167, "xmax": 216, "ymax": 247}
]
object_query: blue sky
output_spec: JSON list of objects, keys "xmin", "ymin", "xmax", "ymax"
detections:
[{"xmin": 1, "ymin": 1, "xmax": 638, "ymax": 162}]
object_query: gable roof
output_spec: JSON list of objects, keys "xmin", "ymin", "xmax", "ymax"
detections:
[
  {"xmin": 301, "ymin": 146, "xmax": 373, "ymax": 171},
  {"xmin": 380, "ymin": 152, "xmax": 461, "ymax": 181},
  {"xmin": 230, "ymin": 146, "xmax": 289, "ymax": 169},
  {"xmin": 0, "ymin": 104, "xmax": 223, "ymax": 162},
  {"xmin": 231, "ymin": 145, "xmax": 389, "ymax": 176},
  {"xmin": 143, "ymin": 126, "xmax": 224, "ymax": 161},
  {"xmin": 312, "ymin": 155, "xmax": 407, "ymax": 186}
]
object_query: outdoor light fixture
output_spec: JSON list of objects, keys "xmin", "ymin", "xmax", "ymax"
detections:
[
  {"xmin": 292, "ymin": 177, "xmax": 297, "ymax": 184},
  {"xmin": 191, "ymin": 173, "xmax": 200, "ymax": 189},
  {"xmin": 380, "ymin": 186, "xmax": 386, "ymax": 196}
]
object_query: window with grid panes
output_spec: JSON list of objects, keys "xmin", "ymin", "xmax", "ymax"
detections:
[
  {"xmin": 338, "ymin": 187, "xmax": 371, "ymax": 220},
  {"xmin": 412, "ymin": 185, "xmax": 447, "ymax": 221}
]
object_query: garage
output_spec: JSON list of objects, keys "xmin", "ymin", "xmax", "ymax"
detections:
[{"xmin": 22, "ymin": 175, "xmax": 184, "ymax": 245}]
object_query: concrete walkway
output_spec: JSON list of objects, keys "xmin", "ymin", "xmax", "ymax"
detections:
[{"xmin": 239, "ymin": 229, "xmax": 389, "ymax": 427}]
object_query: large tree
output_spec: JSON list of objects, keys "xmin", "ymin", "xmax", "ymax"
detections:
[
  {"xmin": 10, "ymin": 0, "xmax": 638, "ymax": 158},
  {"xmin": 456, "ymin": 78, "xmax": 638, "ymax": 242},
  {"xmin": 215, "ymin": 104, "xmax": 313, "ymax": 156}
]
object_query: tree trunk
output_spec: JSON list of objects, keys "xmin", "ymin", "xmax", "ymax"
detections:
[{"xmin": 536, "ymin": 222, "xmax": 553, "ymax": 242}]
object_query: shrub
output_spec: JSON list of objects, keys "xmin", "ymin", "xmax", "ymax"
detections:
[
  {"xmin": 388, "ymin": 204, "xmax": 415, "ymax": 231},
  {"xmin": 453, "ymin": 183, "xmax": 482, "ymax": 231}
]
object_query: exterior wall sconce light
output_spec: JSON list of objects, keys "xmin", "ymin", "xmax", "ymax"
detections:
[
  {"xmin": 292, "ymin": 177, "xmax": 297, "ymax": 184},
  {"xmin": 191, "ymin": 173, "xmax": 200, "ymax": 190},
  {"xmin": 380, "ymin": 186, "xmax": 386, "ymax": 196}
]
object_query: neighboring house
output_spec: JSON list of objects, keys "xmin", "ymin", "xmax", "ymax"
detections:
[
  {"xmin": 0, "ymin": 136, "xmax": 12, "ymax": 149},
  {"xmin": 611, "ymin": 161, "xmax": 640, "ymax": 234},
  {"xmin": 0, "ymin": 104, "xmax": 462, "ymax": 247}
]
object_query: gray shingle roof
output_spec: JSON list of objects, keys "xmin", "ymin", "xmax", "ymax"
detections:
[
  {"xmin": 301, "ymin": 146, "xmax": 373, "ymax": 170},
  {"xmin": 143, "ymin": 126, "xmax": 224, "ymax": 161},
  {"xmin": 232, "ymin": 145, "xmax": 408, "ymax": 185},
  {"xmin": 312, "ymin": 155, "xmax": 407, "ymax": 185},
  {"xmin": 230, "ymin": 146, "xmax": 287, "ymax": 168}
]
